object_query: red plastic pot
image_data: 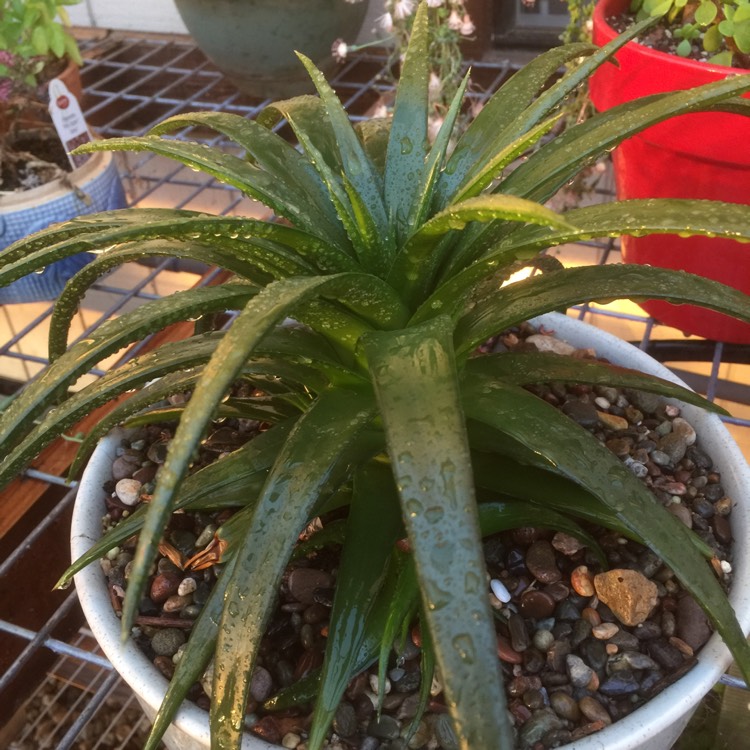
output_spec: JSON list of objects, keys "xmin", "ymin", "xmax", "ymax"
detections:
[{"xmin": 590, "ymin": 0, "xmax": 750, "ymax": 343}]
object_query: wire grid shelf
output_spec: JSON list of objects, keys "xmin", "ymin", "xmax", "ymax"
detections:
[{"xmin": 0, "ymin": 30, "xmax": 749, "ymax": 749}]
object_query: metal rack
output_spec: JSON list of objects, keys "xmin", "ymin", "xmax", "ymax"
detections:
[{"xmin": 1, "ymin": 30, "xmax": 748, "ymax": 749}]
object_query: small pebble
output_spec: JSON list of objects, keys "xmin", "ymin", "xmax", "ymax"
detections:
[
  {"xmin": 367, "ymin": 715, "xmax": 401, "ymax": 740},
  {"xmin": 566, "ymin": 654, "xmax": 594, "ymax": 688},
  {"xmin": 592, "ymin": 622, "xmax": 619, "ymax": 640},
  {"xmin": 581, "ymin": 607, "xmax": 601, "ymax": 627},
  {"xmin": 497, "ymin": 635, "xmax": 523, "ymax": 664},
  {"xmin": 676, "ymin": 595, "xmax": 712, "ymax": 651},
  {"xmin": 112, "ymin": 454, "xmax": 141, "ymax": 481},
  {"xmin": 250, "ymin": 666, "xmax": 273, "ymax": 702},
  {"xmin": 177, "ymin": 577, "xmax": 197, "ymax": 597},
  {"xmin": 647, "ymin": 639, "xmax": 685, "ymax": 670},
  {"xmin": 552, "ymin": 532, "xmax": 585, "ymax": 556},
  {"xmin": 532, "ymin": 629, "xmax": 555, "ymax": 653},
  {"xmin": 669, "ymin": 636, "xmax": 694, "ymax": 657},
  {"xmin": 490, "ymin": 578, "xmax": 511, "ymax": 603},
  {"xmin": 578, "ymin": 696, "xmax": 612, "ymax": 726},
  {"xmin": 570, "ymin": 565, "xmax": 595, "ymax": 597},
  {"xmin": 667, "ymin": 502, "xmax": 692, "ymax": 529},
  {"xmin": 518, "ymin": 708, "xmax": 564, "ymax": 747},
  {"xmin": 433, "ymin": 713, "xmax": 460, "ymax": 750},
  {"xmin": 332, "ymin": 702, "xmax": 358, "ymax": 738},
  {"xmin": 163, "ymin": 594, "xmax": 191, "ymax": 613},
  {"xmin": 550, "ymin": 691, "xmax": 581, "ymax": 722},
  {"xmin": 288, "ymin": 568, "xmax": 333, "ymax": 604},
  {"xmin": 562, "ymin": 400, "xmax": 600, "ymax": 428},
  {"xmin": 599, "ymin": 671, "xmax": 641, "ymax": 696},
  {"xmin": 150, "ymin": 628, "xmax": 186, "ymax": 657},
  {"xmin": 613, "ymin": 650, "xmax": 659, "ymax": 671},
  {"xmin": 509, "ymin": 613, "xmax": 530, "ymax": 652},
  {"xmin": 150, "ymin": 572, "xmax": 181, "ymax": 604},
  {"xmin": 526, "ymin": 334, "xmax": 576, "ymax": 356},
  {"xmin": 597, "ymin": 411, "xmax": 629, "ymax": 431},
  {"xmin": 525, "ymin": 541, "xmax": 561, "ymax": 584},
  {"xmin": 672, "ymin": 418, "xmax": 696, "ymax": 446},
  {"xmin": 115, "ymin": 478, "xmax": 142, "ymax": 506}
]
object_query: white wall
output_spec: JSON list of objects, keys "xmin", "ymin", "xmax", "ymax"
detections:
[
  {"xmin": 67, "ymin": 0, "xmax": 188, "ymax": 34},
  {"xmin": 68, "ymin": 0, "xmax": 384, "ymax": 41}
]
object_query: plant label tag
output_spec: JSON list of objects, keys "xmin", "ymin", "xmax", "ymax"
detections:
[{"xmin": 48, "ymin": 79, "xmax": 92, "ymax": 169}]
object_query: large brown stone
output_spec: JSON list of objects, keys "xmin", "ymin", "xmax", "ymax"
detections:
[{"xmin": 593, "ymin": 569, "xmax": 659, "ymax": 627}]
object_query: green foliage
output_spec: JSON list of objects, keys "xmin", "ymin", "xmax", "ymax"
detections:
[
  {"xmin": 0, "ymin": 0, "xmax": 82, "ymax": 102},
  {"xmin": 381, "ymin": 0, "xmax": 475, "ymax": 126},
  {"xmin": 631, "ymin": 0, "xmax": 750, "ymax": 65},
  {"xmin": 4, "ymin": 3, "xmax": 750, "ymax": 748}
]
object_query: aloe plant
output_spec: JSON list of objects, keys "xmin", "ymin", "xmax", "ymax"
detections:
[{"xmin": 4, "ymin": 3, "xmax": 750, "ymax": 748}]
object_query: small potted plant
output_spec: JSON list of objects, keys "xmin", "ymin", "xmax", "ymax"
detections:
[
  {"xmin": 588, "ymin": 0, "xmax": 750, "ymax": 343},
  {"xmin": 2, "ymin": 3, "xmax": 750, "ymax": 748},
  {"xmin": 0, "ymin": 0, "xmax": 126, "ymax": 304}
]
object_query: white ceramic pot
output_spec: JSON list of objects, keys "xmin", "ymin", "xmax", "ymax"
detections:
[
  {"xmin": 71, "ymin": 312, "xmax": 750, "ymax": 750},
  {"xmin": 0, "ymin": 148, "xmax": 125, "ymax": 304}
]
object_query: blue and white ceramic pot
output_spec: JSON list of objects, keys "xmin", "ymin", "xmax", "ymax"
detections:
[{"xmin": 0, "ymin": 149, "xmax": 126, "ymax": 304}]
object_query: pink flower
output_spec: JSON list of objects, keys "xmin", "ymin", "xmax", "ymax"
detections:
[
  {"xmin": 0, "ymin": 78, "xmax": 13, "ymax": 102},
  {"xmin": 447, "ymin": 10, "xmax": 462, "ymax": 30},
  {"xmin": 460, "ymin": 14, "xmax": 475, "ymax": 36}
]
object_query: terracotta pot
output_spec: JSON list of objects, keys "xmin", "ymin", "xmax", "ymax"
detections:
[
  {"xmin": 0, "ymin": 57, "xmax": 83, "ymax": 135},
  {"xmin": 71, "ymin": 313, "xmax": 750, "ymax": 750},
  {"xmin": 173, "ymin": 0, "xmax": 370, "ymax": 99},
  {"xmin": 589, "ymin": 0, "xmax": 750, "ymax": 343}
]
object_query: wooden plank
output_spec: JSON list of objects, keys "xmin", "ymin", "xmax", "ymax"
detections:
[{"xmin": 0, "ymin": 268, "xmax": 234, "ymax": 541}]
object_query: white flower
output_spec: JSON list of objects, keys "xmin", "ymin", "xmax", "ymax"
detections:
[
  {"xmin": 428, "ymin": 72, "xmax": 443, "ymax": 98},
  {"xmin": 426, "ymin": 0, "xmax": 444, "ymax": 7},
  {"xmin": 447, "ymin": 10, "xmax": 462, "ymax": 30},
  {"xmin": 428, "ymin": 114, "xmax": 445, "ymax": 143},
  {"xmin": 331, "ymin": 39, "xmax": 348, "ymax": 63},
  {"xmin": 378, "ymin": 11, "xmax": 394, "ymax": 32},
  {"xmin": 460, "ymin": 14, "xmax": 475, "ymax": 36},
  {"xmin": 392, "ymin": 0, "xmax": 416, "ymax": 21}
]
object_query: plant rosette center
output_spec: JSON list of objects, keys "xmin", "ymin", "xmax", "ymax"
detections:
[{"xmin": 97, "ymin": 323, "xmax": 735, "ymax": 750}]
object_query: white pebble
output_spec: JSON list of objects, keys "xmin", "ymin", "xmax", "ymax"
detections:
[
  {"xmin": 721, "ymin": 560, "xmax": 732, "ymax": 574},
  {"xmin": 490, "ymin": 578, "xmax": 511, "ymax": 603},
  {"xmin": 369, "ymin": 674, "xmax": 390, "ymax": 695},
  {"xmin": 525, "ymin": 334, "xmax": 576, "ymax": 356},
  {"xmin": 115, "ymin": 478, "xmax": 142, "ymax": 506},
  {"xmin": 178, "ymin": 577, "xmax": 197, "ymax": 596},
  {"xmin": 489, "ymin": 592, "xmax": 504, "ymax": 610},
  {"xmin": 594, "ymin": 396, "xmax": 611, "ymax": 410},
  {"xmin": 672, "ymin": 417, "xmax": 697, "ymax": 446},
  {"xmin": 282, "ymin": 733, "xmax": 301, "ymax": 749}
]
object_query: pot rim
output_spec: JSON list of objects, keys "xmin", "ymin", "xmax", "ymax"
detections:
[
  {"xmin": 71, "ymin": 312, "xmax": 750, "ymax": 750},
  {"xmin": 0, "ymin": 148, "xmax": 114, "ymax": 207}
]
